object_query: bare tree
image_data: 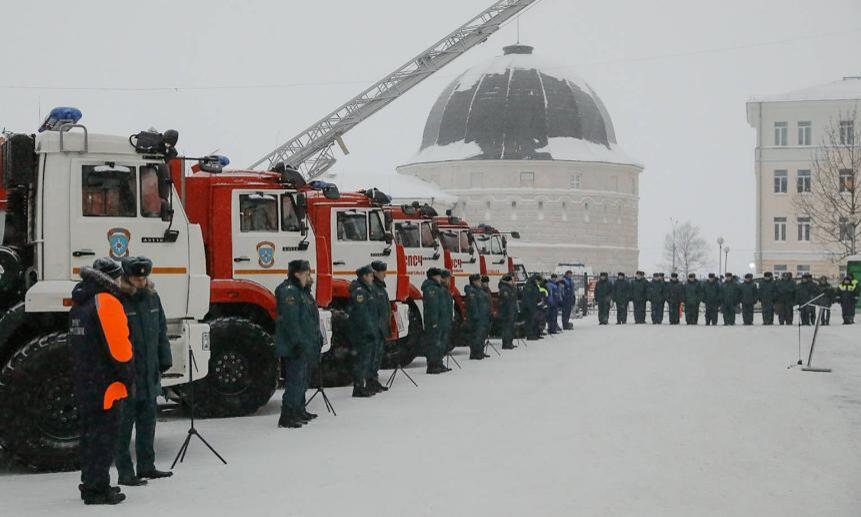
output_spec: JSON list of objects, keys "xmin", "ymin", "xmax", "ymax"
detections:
[
  {"xmin": 661, "ymin": 220, "xmax": 709, "ymax": 275},
  {"xmin": 793, "ymin": 111, "xmax": 861, "ymax": 261}
]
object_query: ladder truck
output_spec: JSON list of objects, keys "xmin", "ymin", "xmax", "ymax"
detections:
[{"xmin": 0, "ymin": 108, "xmax": 211, "ymax": 471}]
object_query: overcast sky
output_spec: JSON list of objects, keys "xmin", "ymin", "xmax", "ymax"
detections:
[{"xmin": 3, "ymin": 0, "xmax": 860, "ymax": 273}]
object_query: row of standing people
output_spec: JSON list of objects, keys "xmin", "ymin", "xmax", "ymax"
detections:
[
  {"xmin": 520, "ymin": 272, "xmax": 578, "ymax": 339},
  {"xmin": 594, "ymin": 271, "xmax": 860, "ymax": 326},
  {"xmin": 69, "ymin": 257, "xmax": 175, "ymax": 505}
]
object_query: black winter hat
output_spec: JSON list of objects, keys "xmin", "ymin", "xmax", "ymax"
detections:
[
  {"xmin": 670, "ymin": 273, "xmax": 678, "ymax": 278},
  {"xmin": 440, "ymin": 269, "xmax": 451, "ymax": 278},
  {"xmin": 356, "ymin": 265, "xmax": 374, "ymax": 277},
  {"xmin": 617, "ymin": 272, "xmax": 624, "ymax": 277},
  {"xmin": 501, "ymin": 274, "xmax": 513, "ymax": 281},
  {"xmin": 371, "ymin": 260, "xmax": 387, "ymax": 272},
  {"xmin": 122, "ymin": 256, "xmax": 153, "ymax": 277},
  {"xmin": 288, "ymin": 259, "xmax": 310, "ymax": 274},
  {"xmin": 93, "ymin": 257, "xmax": 123, "ymax": 279},
  {"xmin": 599, "ymin": 272, "xmax": 608, "ymax": 277},
  {"xmin": 744, "ymin": 273, "xmax": 753, "ymax": 279},
  {"xmin": 708, "ymin": 273, "xmax": 716, "ymax": 278},
  {"xmin": 469, "ymin": 273, "xmax": 482, "ymax": 283},
  {"xmin": 481, "ymin": 276, "xmax": 490, "ymax": 283},
  {"xmin": 764, "ymin": 272, "xmax": 773, "ymax": 277},
  {"xmin": 427, "ymin": 267, "xmax": 442, "ymax": 278},
  {"xmin": 688, "ymin": 273, "xmax": 696, "ymax": 278}
]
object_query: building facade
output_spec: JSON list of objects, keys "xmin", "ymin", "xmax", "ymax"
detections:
[
  {"xmin": 747, "ymin": 77, "xmax": 861, "ymax": 278},
  {"xmin": 397, "ymin": 45, "xmax": 643, "ymax": 274}
]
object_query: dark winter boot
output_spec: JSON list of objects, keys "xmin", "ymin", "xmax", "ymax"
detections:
[
  {"xmin": 138, "ymin": 469, "xmax": 173, "ymax": 480},
  {"xmin": 367, "ymin": 378, "xmax": 388, "ymax": 392},
  {"xmin": 352, "ymin": 384, "xmax": 372, "ymax": 397},
  {"xmin": 118, "ymin": 475, "xmax": 148, "ymax": 487},
  {"xmin": 83, "ymin": 489, "xmax": 126, "ymax": 505},
  {"xmin": 301, "ymin": 411, "xmax": 318, "ymax": 421},
  {"xmin": 278, "ymin": 408, "xmax": 304, "ymax": 428}
]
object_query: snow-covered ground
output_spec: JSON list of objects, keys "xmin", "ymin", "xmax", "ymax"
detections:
[{"xmin": 2, "ymin": 314, "xmax": 860, "ymax": 516}]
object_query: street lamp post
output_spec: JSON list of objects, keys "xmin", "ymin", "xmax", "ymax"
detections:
[
  {"xmin": 724, "ymin": 246, "xmax": 731, "ymax": 274},
  {"xmin": 670, "ymin": 218, "xmax": 678, "ymax": 273},
  {"xmin": 717, "ymin": 237, "xmax": 725, "ymax": 275}
]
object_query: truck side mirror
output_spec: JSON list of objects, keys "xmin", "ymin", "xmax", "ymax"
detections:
[
  {"xmin": 160, "ymin": 200, "xmax": 174, "ymax": 223},
  {"xmin": 385, "ymin": 232, "xmax": 394, "ymax": 245},
  {"xmin": 295, "ymin": 193, "xmax": 307, "ymax": 222},
  {"xmin": 510, "ymin": 231, "xmax": 520, "ymax": 239}
]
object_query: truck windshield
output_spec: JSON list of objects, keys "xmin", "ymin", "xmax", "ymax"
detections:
[
  {"xmin": 491, "ymin": 235, "xmax": 504, "ymax": 255},
  {"xmin": 474, "ymin": 234, "xmax": 491, "ymax": 255},
  {"xmin": 459, "ymin": 231, "xmax": 471, "ymax": 254},
  {"xmin": 396, "ymin": 223, "xmax": 420, "ymax": 248},
  {"xmin": 440, "ymin": 232, "xmax": 459, "ymax": 252},
  {"xmin": 420, "ymin": 222, "xmax": 436, "ymax": 248}
]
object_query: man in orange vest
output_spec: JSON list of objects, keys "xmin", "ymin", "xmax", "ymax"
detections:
[{"xmin": 69, "ymin": 258, "xmax": 134, "ymax": 505}]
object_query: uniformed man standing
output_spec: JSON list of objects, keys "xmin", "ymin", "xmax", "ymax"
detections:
[
  {"xmin": 739, "ymin": 273, "xmax": 758, "ymax": 326},
  {"xmin": 758, "ymin": 272, "xmax": 777, "ymax": 325},
  {"xmin": 348, "ymin": 266, "xmax": 381, "ymax": 396},
  {"xmin": 275, "ymin": 259, "xmax": 323, "ymax": 427},
  {"xmin": 422, "ymin": 268, "xmax": 450, "ymax": 373},
  {"xmin": 545, "ymin": 275, "xmax": 561, "ymax": 334},
  {"xmin": 561, "ymin": 271, "xmax": 576, "ymax": 330},
  {"xmin": 612, "ymin": 272, "xmax": 630, "ymax": 324},
  {"xmin": 497, "ymin": 274, "xmax": 518, "ymax": 349},
  {"xmin": 367, "ymin": 261, "xmax": 391, "ymax": 393},
  {"xmin": 683, "ymin": 273, "xmax": 702, "ymax": 325},
  {"xmin": 594, "ymin": 272, "xmax": 613, "ymax": 325},
  {"xmin": 720, "ymin": 273, "xmax": 740, "ymax": 325},
  {"xmin": 796, "ymin": 273, "xmax": 817, "ymax": 326},
  {"xmin": 666, "ymin": 273, "xmax": 684, "ymax": 325},
  {"xmin": 115, "ymin": 257, "xmax": 173, "ymax": 487},
  {"xmin": 837, "ymin": 275, "xmax": 859, "ymax": 324},
  {"xmin": 777, "ymin": 272, "xmax": 797, "ymax": 325},
  {"xmin": 465, "ymin": 274, "xmax": 491, "ymax": 360},
  {"xmin": 70, "ymin": 258, "xmax": 133, "ymax": 505},
  {"xmin": 648, "ymin": 273, "xmax": 666, "ymax": 324},
  {"xmin": 631, "ymin": 271, "xmax": 649, "ymax": 324},
  {"xmin": 438, "ymin": 269, "xmax": 454, "ymax": 354},
  {"xmin": 702, "ymin": 273, "xmax": 721, "ymax": 326},
  {"xmin": 815, "ymin": 276, "xmax": 834, "ymax": 325},
  {"xmin": 522, "ymin": 274, "xmax": 542, "ymax": 340}
]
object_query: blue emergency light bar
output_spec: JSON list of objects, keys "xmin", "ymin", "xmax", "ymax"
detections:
[{"xmin": 38, "ymin": 107, "xmax": 83, "ymax": 133}]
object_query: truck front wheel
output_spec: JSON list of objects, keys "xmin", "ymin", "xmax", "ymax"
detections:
[
  {"xmin": 0, "ymin": 332, "xmax": 80, "ymax": 471},
  {"xmin": 179, "ymin": 317, "xmax": 277, "ymax": 418}
]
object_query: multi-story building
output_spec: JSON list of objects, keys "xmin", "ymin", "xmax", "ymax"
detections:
[{"xmin": 747, "ymin": 77, "xmax": 861, "ymax": 278}]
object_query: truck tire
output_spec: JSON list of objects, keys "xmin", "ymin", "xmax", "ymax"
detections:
[
  {"xmin": 0, "ymin": 332, "xmax": 80, "ymax": 471},
  {"xmin": 180, "ymin": 317, "xmax": 277, "ymax": 418}
]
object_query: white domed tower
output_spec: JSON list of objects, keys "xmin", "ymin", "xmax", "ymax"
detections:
[{"xmin": 397, "ymin": 44, "xmax": 642, "ymax": 274}]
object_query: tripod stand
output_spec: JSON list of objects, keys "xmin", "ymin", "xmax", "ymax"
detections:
[
  {"xmin": 172, "ymin": 345, "xmax": 227, "ymax": 469},
  {"xmin": 484, "ymin": 338, "xmax": 501, "ymax": 357},
  {"xmin": 445, "ymin": 348, "xmax": 462, "ymax": 369},
  {"xmin": 386, "ymin": 358, "xmax": 418, "ymax": 388},
  {"xmin": 305, "ymin": 362, "xmax": 336, "ymax": 415}
]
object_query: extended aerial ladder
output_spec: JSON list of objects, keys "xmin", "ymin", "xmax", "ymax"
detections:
[{"xmin": 248, "ymin": 0, "xmax": 540, "ymax": 179}]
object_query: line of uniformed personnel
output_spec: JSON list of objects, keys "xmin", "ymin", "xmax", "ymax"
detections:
[
  {"xmin": 69, "ymin": 256, "xmax": 173, "ymax": 505},
  {"xmin": 274, "ymin": 260, "xmax": 521, "ymax": 429},
  {"xmin": 593, "ymin": 270, "xmax": 860, "ymax": 326}
]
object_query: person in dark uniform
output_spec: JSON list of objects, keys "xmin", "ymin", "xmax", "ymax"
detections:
[
  {"xmin": 275, "ymin": 259, "xmax": 323, "ymax": 427},
  {"xmin": 594, "ymin": 272, "xmax": 612, "ymax": 325},
  {"xmin": 720, "ymin": 273, "xmax": 740, "ymax": 325},
  {"xmin": 465, "ymin": 274, "xmax": 491, "ymax": 360},
  {"xmin": 612, "ymin": 272, "xmax": 630, "ymax": 324},
  {"xmin": 796, "ymin": 273, "xmax": 817, "ymax": 326},
  {"xmin": 666, "ymin": 273, "xmax": 684, "ymax": 325},
  {"xmin": 367, "ymin": 261, "xmax": 391, "ymax": 394},
  {"xmin": 438, "ymin": 269, "xmax": 454, "ymax": 354},
  {"xmin": 497, "ymin": 274, "xmax": 518, "ymax": 349},
  {"xmin": 521, "ymin": 274, "xmax": 542, "ymax": 339},
  {"xmin": 545, "ymin": 275, "xmax": 561, "ymax": 334},
  {"xmin": 348, "ymin": 266, "xmax": 381, "ymax": 396},
  {"xmin": 648, "ymin": 273, "xmax": 666, "ymax": 324},
  {"xmin": 69, "ymin": 258, "xmax": 133, "ymax": 505},
  {"xmin": 758, "ymin": 272, "xmax": 777, "ymax": 325},
  {"xmin": 702, "ymin": 273, "xmax": 721, "ymax": 326},
  {"xmin": 683, "ymin": 273, "xmax": 702, "ymax": 325},
  {"xmin": 777, "ymin": 272, "xmax": 796, "ymax": 325},
  {"xmin": 422, "ymin": 268, "xmax": 450, "ymax": 373},
  {"xmin": 115, "ymin": 257, "xmax": 173, "ymax": 487},
  {"xmin": 561, "ymin": 270, "xmax": 576, "ymax": 330},
  {"xmin": 631, "ymin": 271, "xmax": 649, "ymax": 324},
  {"xmin": 815, "ymin": 276, "xmax": 835, "ymax": 325},
  {"xmin": 837, "ymin": 275, "xmax": 859, "ymax": 324},
  {"xmin": 738, "ymin": 273, "xmax": 758, "ymax": 326}
]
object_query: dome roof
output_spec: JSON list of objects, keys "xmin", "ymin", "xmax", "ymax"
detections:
[{"xmin": 409, "ymin": 45, "xmax": 639, "ymax": 166}]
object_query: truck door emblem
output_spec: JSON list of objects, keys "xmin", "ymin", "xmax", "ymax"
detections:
[
  {"xmin": 107, "ymin": 228, "xmax": 131, "ymax": 258},
  {"xmin": 257, "ymin": 241, "xmax": 276, "ymax": 268}
]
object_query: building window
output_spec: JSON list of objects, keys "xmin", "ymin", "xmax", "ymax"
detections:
[
  {"xmin": 773, "ymin": 264, "xmax": 788, "ymax": 273},
  {"xmin": 569, "ymin": 174, "xmax": 582, "ymax": 189},
  {"xmin": 797, "ymin": 121, "xmax": 811, "ymax": 146},
  {"xmin": 839, "ymin": 217, "xmax": 854, "ymax": 242},
  {"xmin": 797, "ymin": 216, "xmax": 811, "ymax": 241},
  {"xmin": 520, "ymin": 171, "xmax": 535, "ymax": 188},
  {"xmin": 796, "ymin": 170, "xmax": 811, "ymax": 193},
  {"xmin": 510, "ymin": 200, "xmax": 517, "ymax": 221},
  {"xmin": 774, "ymin": 122, "xmax": 787, "ymax": 146},
  {"xmin": 537, "ymin": 200, "xmax": 545, "ymax": 221},
  {"xmin": 796, "ymin": 264, "xmax": 810, "ymax": 276},
  {"xmin": 774, "ymin": 217, "xmax": 787, "ymax": 241},
  {"xmin": 773, "ymin": 170, "xmax": 788, "ymax": 193},
  {"xmin": 840, "ymin": 120, "xmax": 855, "ymax": 145},
  {"xmin": 839, "ymin": 169, "xmax": 855, "ymax": 192}
]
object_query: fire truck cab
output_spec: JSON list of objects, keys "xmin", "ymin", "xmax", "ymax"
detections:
[
  {"xmin": 433, "ymin": 214, "xmax": 481, "ymax": 347},
  {"xmin": 471, "ymin": 224, "xmax": 519, "ymax": 294}
]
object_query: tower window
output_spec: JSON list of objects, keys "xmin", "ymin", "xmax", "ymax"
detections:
[{"xmin": 520, "ymin": 171, "xmax": 535, "ymax": 187}]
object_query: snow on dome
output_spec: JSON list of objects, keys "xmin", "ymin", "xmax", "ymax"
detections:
[
  {"xmin": 407, "ymin": 45, "xmax": 639, "ymax": 167},
  {"xmin": 750, "ymin": 76, "xmax": 861, "ymax": 103}
]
